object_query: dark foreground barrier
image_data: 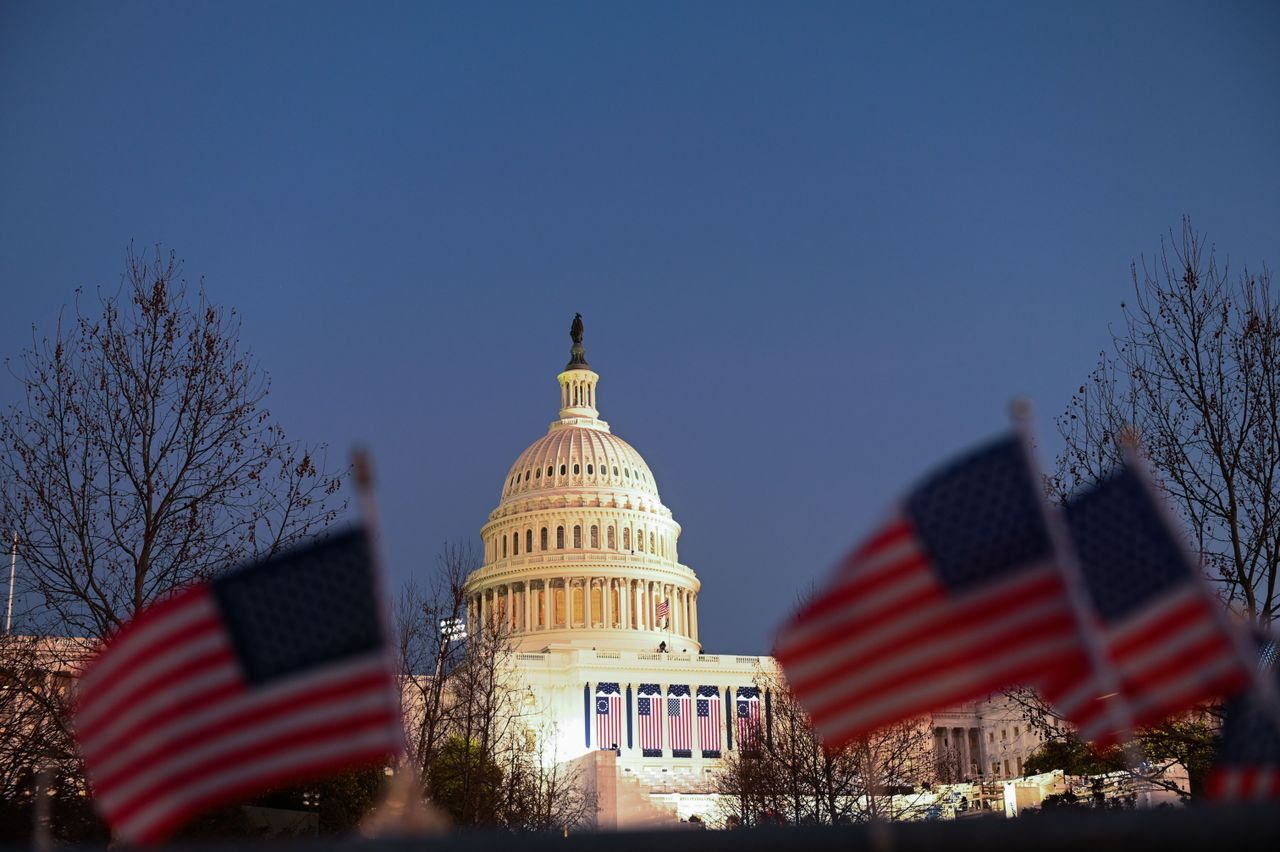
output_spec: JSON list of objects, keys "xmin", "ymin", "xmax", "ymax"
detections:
[{"xmin": 19, "ymin": 805, "xmax": 1277, "ymax": 852}]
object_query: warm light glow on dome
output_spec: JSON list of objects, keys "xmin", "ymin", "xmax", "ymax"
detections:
[{"xmin": 466, "ymin": 315, "xmax": 701, "ymax": 653}]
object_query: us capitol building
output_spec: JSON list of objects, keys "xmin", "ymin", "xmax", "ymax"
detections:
[{"xmin": 460, "ymin": 317, "xmax": 1047, "ymax": 826}]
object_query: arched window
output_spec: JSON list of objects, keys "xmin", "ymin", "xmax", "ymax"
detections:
[
  {"xmin": 649, "ymin": 532, "xmax": 656, "ymax": 553},
  {"xmin": 607, "ymin": 526, "xmax": 616, "ymax": 550},
  {"xmin": 623, "ymin": 528, "xmax": 631, "ymax": 551},
  {"xmin": 512, "ymin": 532, "xmax": 519, "ymax": 555},
  {"xmin": 590, "ymin": 525, "xmax": 599, "ymax": 549},
  {"xmin": 541, "ymin": 527, "xmax": 548, "ymax": 550},
  {"xmin": 502, "ymin": 537, "xmax": 508, "ymax": 558},
  {"xmin": 526, "ymin": 529, "xmax": 533, "ymax": 553},
  {"xmin": 555, "ymin": 584, "xmax": 566, "ymax": 626},
  {"xmin": 637, "ymin": 530, "xmax": 645, "ymax": 553},
  {"xmin": 573, "ymin": 525, "xmax": 582, "ymax": 548},
  {"xmin": 610, "ymin": 585, "xmax": 620, "ymax": 627},
  {"xmin": 556, "ymin": 526, "xmax": 565, "ymax": 549},
  {"xmin": 572, "ymin": 585, "xmax": 584, "ymax": 626},
  {"xmin": 590, "ymin": 584, "xmax": 603, "ymax": 626}
]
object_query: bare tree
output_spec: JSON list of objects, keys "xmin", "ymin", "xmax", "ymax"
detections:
[
  {"xmin": 396, "ymin": 543, "xmax": 472, "ymax": 788},
  {"xmin": 1053, "ymin": 218, "xmax": 1280, "ymax": 625},
  {"xmin": 396, "ymin": 544, "xmax": 591, "ymax": 832},
  {"xmin": 0, "ymin": 246, "xmax": 344, "ymax": 640},
  {"xmin": 715, "ymin": 668, "xmax": 934, "ymax": 826}
]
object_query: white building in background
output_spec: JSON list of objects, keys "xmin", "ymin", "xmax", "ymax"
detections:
[{"xmin": 460, "ymin": 317, "xmax": 1049, "ymax": 826}]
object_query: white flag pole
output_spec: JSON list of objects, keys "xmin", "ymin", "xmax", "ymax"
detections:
[
  {"xmin": 1010, "ymin": 399, "xmax": 1141, "ymax": 750},
  {"xmin": 6, "ymin": 532, "xmax": 16, "ymax": 634},
  {"xmin": 1119, "ymin": 439, "xmax": 1280, "ymax": 738}
]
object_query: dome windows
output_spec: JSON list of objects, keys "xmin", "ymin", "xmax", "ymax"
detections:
[
  {"xmin": 560, "ymin": 464, "xmax": 566, "ymax": 476},
  {"xmin": 556, "ymin": 526, "xmax": 565, "ymax": 549},
  {"xmin": 573, "ymin": 463, "xmax": 580, "ymax": 475},
  {"xmin": 590, "ymin": 525, "xmax": 599, "ymax": 549},
  {"xmin": 573, "ymin": 525, "xmax": 582, "ymax": 548},
  {"xmin": 525, "ymin": 529, "xmax": 533, "ymax": 552},
  {"xmin": 613, "ymin": 466, "xmax": 619, "ymax": 476},
  {"xmin": 535, "ymin": 468, "xmax": 541, "ymax": 479},
  {"xmin": 586, "ymin": 463, "xmax": 594, "ymax": 475},
  {"xmin": 547, "ymin": 465, "xmax": 553, "ymax": 477},
  {"xmin": 607, "ymin": 526, "xmax": 616, "ymax": 550},
  {"xmin": 524, "ymin": 470, "xmax": 530, "ymax": 481}
]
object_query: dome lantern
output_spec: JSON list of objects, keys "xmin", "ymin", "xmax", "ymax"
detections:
[{"xmin": 556, "ymin": 313, "xmax": 605, "ymax": 429}]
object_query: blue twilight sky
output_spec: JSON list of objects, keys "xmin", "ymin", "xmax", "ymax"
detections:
[{"xmin": 1, "ymin": 2, "xmax": 1278, "ymax": 653}]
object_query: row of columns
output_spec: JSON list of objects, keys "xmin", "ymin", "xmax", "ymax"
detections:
[
  {"xmin": 933, "ymin": 726, "xmax": 983, "ymax": 781},
  {"xmin": 471, "ymin": 577, "xmax": 698, "ymax": 639}
]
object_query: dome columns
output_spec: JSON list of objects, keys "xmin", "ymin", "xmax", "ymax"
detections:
[
  {"xmin": 464, "ymin": 572, "xmax": 701, "ymax": 649},
  {"xmin": 556, "ymin": 369, "xmax": 602, "ymax": 425}
]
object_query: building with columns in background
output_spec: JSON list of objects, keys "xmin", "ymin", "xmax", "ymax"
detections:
[{"xmin": 461, "ymin": 317, "xmax": 1047, "ymax": 826}]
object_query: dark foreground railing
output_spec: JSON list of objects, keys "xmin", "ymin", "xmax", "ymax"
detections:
[{"xmin": 15, "ymin": 805, "xmax": 1278, "ymax": 852}]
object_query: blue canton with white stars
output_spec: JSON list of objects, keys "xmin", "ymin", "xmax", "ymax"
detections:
[
  {"xmin": 1065, "ymin": 464, "xmax": 1192, "ymax": 620},
  {"xmin": 905, "ymin": 436, "xmax": 1052, "ymax": 592},
  {"xmin": 211, "ymin": 528, "xmax": 382, "ymax": 685}
]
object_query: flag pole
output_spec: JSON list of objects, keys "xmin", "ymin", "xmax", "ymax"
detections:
[
  {"xmin": 1119, "ymin": 439, "xmax": 1280, "ymax": 739},
  {"xmin": 6, "ymin": 531, "xmax": 16, "ymax": 634},
  {"xmin": 1010, "ymin": 399, "xmax": 1140, "ymax": 750},
  {"xmin": 350, "ymin": 447, "xmax": 448, "ymax": 837},
  {"xmin": 351, "ymin": 448, "xmax": 408, "ymax": 760}
]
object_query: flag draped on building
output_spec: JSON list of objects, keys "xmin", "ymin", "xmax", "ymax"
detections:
[
  {"xmin": 1209, "ymin": 634, "xmax": 1280, "ymax": 800},
  {"xmin": 1041, "ymin": 462, "xmax": 1253, "ymax": 744},
  {"xmin": 637, "ymin": 683, "xmax": 663, "ymax": 755},
  {"xmin": 668, "ymin": 685, "xmax": 693, "ymax": 756},
  {"xmin": 697, "ymin": 686, "xmax": 722, "ymax": 757},
  {"xmin": 595, "ymin": 683, "xmax": 623, "ymax": 751},
  {"xmin": 73, "ymin": 528, "xmax": 402, "ymax": 846},
  {"xmin": 735, "ymin": 687, "xmax": 762, "ymax": 752},
  {"xmin": 774, "ymin": 434, "xmax": 1086, "ymax": 747}
]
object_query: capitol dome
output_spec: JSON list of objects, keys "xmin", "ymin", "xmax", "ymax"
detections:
[{"xmin": 466, "ymin": 315, "xmax": 701, "ymax": 653}]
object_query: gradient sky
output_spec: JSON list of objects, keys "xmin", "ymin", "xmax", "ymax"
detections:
[{"xmin": 2, "ymin": 1, "xmax": 1278, "ymax": 653}]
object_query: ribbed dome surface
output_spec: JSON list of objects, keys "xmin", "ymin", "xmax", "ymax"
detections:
[{"xmin": 499, "ymin": 425, "xmax": 660, "ymax": 503}]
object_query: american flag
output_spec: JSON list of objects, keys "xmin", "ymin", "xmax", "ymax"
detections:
[
  {"xmin": 637, "ymin": 684, "xmax": 662, "ymax": 754},
  {"xmin": 697, "ymin": 686, "xmax": 722, "ymax": 757},
  {"xmin": 656, "ymin": 598, "xmax": 670, "ymax": 624},
  {"xmin": 595, "ymin": 683, "xmax": 623, "ymax": 751},
  {"xmin": 73, "ymin": 529, "xmax": 402, "ymax": 846},
  {"xmin": 735, "ymin": 687, "xmax": 762, "ymax": 752},
  {"xmin": 1041, "ymin": 462, "xmax": 1252, "ymax": 744},
  {"xmin": 668, "ymin": 685, "xmax": 693, "ymax": 756},
  {"xmin": 1209, "ymin": 635, "xmax": 1280, "ymax": 800},
  {"xmin": 774, "ymin": 435, "xmax": 1086, "ymax": 748}
]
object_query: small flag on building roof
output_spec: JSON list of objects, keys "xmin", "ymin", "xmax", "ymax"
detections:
[
  {"xmin": 775, "ymin": 434, "xmax": 1086, "ymax": 747},
  {"xmin": 73, "ymin": 527, "xmax": 403, "ymax": 845}
]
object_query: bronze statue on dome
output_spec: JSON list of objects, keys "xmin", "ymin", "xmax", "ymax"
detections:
[{"xmin": 566, "ymin": 312, "xmax": 590, "ymax": 369}]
